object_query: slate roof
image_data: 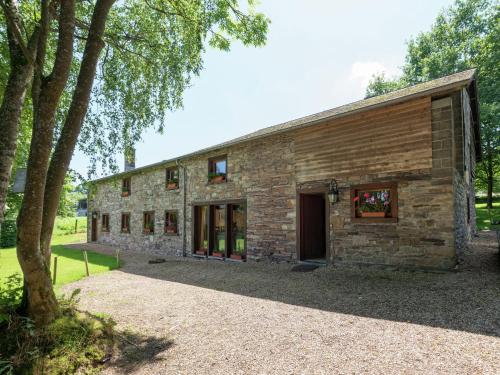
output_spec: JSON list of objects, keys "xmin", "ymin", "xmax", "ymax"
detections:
[{"xmin": 93, "ymin": 69, "xmax": 477, "ymax": 183}]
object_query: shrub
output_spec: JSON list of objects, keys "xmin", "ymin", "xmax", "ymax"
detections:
[{"xmin": 0, "ymin": 220, "xmax": 16, "ymax": 248}]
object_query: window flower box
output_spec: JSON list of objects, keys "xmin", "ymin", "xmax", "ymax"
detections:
[
  {"xmin": 143, "ymin": 228, "xmax": 153, "ymax": 234},
  {"xmin": 196, "ymin": 250, "xmax": 207, "ymax": 256},
  {"xmin": 121, "ymin": 190, "xmax": 130, "ymax": 197},
  {"xmin": 167, "ymin": 181, "xmax": 178, "ymax": 190},
  {"xmin": 230, "ymin": 254, "xmax": 245, "ymax": 260},
  {"xmin": 212, "ymin": 251, "xmax": 224, "ymax": 258},
  {"xmin": 209, "ymin": 174, "xmax": 225, "ymax": 184},
  {"xmin": 165, "ymin": 226, "xmax": 177, "ymax": 234}
]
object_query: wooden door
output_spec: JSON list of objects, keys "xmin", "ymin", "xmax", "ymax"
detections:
[
  {"xmin": 91, "ymin": 215, "xmax": 97, "ymax": 241},
  {"xmin": 300, "ymin": 194, "xmax": 326, "ymax": 260}
]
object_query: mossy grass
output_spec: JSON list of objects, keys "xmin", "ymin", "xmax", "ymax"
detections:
[{"xmin": 0, "ymin": 289, "xmax": 116, "ymax": 375}]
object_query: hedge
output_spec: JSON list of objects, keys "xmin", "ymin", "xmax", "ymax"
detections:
[{"xmin": 0, "ymin": 219, "xmax": 17, "ymax": 248}]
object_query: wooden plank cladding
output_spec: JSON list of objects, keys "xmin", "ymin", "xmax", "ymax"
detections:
[{"xmin": 294, "ymin": 97, "xmax": 432, "ymax": 182}]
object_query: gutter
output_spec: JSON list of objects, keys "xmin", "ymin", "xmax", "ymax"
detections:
[{"xmin": 176, "ymin": 159, "xmax": 187, "ymax": 257}]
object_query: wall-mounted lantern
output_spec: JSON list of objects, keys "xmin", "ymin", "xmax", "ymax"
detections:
[
  {"xmin": 328, "ymin": 179, "xmax": 339, "ymax": 204},
  {"xmin": 92, "ymin": 212, "xmax": 98, "ymax": 219}
]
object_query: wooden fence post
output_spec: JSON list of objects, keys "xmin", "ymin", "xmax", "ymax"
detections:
[
  {"xmin": 53, "ymin": 256, "xmax": 58, "ymax": 285},
  {"xmin": 75, "ymin": 219, "xmax": 78, "ymax": 234},
  {"xmin": 83, "ymin": 250, "xmax": 90, "ymax": 276}
]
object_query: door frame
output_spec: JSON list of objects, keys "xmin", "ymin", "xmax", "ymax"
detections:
[
  {"xmin": 296, "ymin": 187, "xmax": 330, "ymax": 263},
  {"xmin": 91, "ymin": 211, "xmax": 98, "ymax": 242}
]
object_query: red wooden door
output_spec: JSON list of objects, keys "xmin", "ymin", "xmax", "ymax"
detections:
[{"xmin": 300, "ymin": 194, "xmax": 326, "ymax": 260}]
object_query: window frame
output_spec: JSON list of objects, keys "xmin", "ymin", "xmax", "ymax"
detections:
[
  {"xmin": 121, "ymin": 212, "xmax": 131, "ymax": 233},
  {"xmin": 166, "ymin": 167, "xmax": 179, "ymax": 190},
  {"xmin": 208, "ymin": 155, "xmax": 227, "ymax": 184},
  {"xmin": 351, "ymin": 182, "xmax": 398, "ymax": 223},
  {"xmin": 101, "ymin": 213, "xmax": 110, "ymax": 232},
  {"xmin": 122, "ymin": 177, "xmax": 131, "ymax": 197},
  {"xmin": 164, "ymin": 210, "xmax": 178, "ymax": 235},
  {"xmin": 143, "ymin": 211, "xmax": 155, "ymax": 234}
]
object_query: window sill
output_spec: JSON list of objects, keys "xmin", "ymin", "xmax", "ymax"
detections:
[
  {"xmin": 121, "ymin": 231, "xmax": 130, "ymax": 234},
  {"xmin": 351, "ymin": 217, "xmax": 398, "ymax": 224},
  {"xmin": 164, "ymin": 232, "xmax": 179, "ymax": 236},
  {"xmin": 166, "ymin": 184, "xmax": 179, "ymax": 191}
]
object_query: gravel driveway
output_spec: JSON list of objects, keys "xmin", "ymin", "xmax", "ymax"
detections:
[{"xmin": 64, "ymin": 232, "xmax": 500, "ymax": 374}]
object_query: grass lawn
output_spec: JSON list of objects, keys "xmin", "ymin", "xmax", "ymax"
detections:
[
  {"xmin": 0, "ymin": 218, "xmax": 118, "ymax": 289},
  {"xmin": 475, "ymin": 202, "xmax": 500, "ymax": 231}
]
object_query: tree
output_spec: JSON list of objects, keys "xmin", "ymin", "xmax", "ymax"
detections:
[
  {"xmin": 365, "ymin": 0, "xmax": 499, "ymax": 207},
  {"xmin": 0, "ymin": 1, "xmax": 38, "ymax": 227},
  {"xmin": 0, "ymin": 0, "xmax": 269, "ymax": 326}
]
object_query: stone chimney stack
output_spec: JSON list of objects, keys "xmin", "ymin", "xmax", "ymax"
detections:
[{"xmin": 124, "ymin": 146, "xmax": 135, "ymax": 172}]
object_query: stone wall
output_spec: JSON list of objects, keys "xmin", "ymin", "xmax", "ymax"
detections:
[
  {"xmin": 452, "ymin": 89, "xmax": 477, "ymax": 255},
  {"xmin": 88, "ymin": 133, "xmax": 297, "ymax": 260},
  {"xmin": 88, "ymin": 91, "xmax": 474, "ymax": 270}
]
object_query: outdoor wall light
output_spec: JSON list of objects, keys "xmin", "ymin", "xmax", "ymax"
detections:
[{"xmin": 328, "ymin": 179, "xmax": 339, "ymax": 204}]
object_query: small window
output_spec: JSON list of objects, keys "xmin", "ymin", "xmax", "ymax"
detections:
[
  {"xmin": 122, "ymin": 177, "xmax": 131, "ymax": 196},
  {"xmin": 102, "ymin": 214, "xmax": 110, "ymax": 232},
  {"xmin": 351, "ymin": 183, "xmax": 397, "ymax": 222},
  {"xmin": 143, "ymin": 211, "xmax": 155, "ymax": 234},
  {"xmin": 164, "ymin": 210, "xmax": 178, "ymax": 234},
  {"xmin": 166, "ymin": 167, "xmax": 179, "ymax": 190},
  {"xmin": 121, "ymin": 213, "xmax": 130, "ymax": 233},
  {"xmin": 467, "ymin": 197, "xmax": 470, "ymax": 224},
  {"xmin": 208, "ymin": 156, "xmax": 227, "ymax": 184}
]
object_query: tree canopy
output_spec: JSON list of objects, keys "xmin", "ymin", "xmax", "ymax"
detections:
[
  {"xmin": 0, "ymin": 0, "xmax": 269, "ymax": 326},
  {"xmin": 365, "ymin": 0, "xmax": 499, "ymax": 205}
]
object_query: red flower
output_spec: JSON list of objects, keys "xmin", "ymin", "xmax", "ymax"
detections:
[
  {"xmin": 353, "ymin": 196, "xmax": 360, "ymax": 202},
  {"xmin": 363, "ymin": 192, "xmax": 370, "ymax": 199}
]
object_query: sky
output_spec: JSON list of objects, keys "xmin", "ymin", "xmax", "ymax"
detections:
[{"xmin": 70, "ymin": 0, "xmax": 455, "ymax": 178}]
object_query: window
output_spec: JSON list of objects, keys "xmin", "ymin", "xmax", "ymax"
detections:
[
  {"xmin": 165, "ymin": 211, "xmax": 178, "ymax": 234},
  {"xmin": 208, "ymin": 156, "xmax": 227, "ymax": 184},
  {"xmin": 166, "ymin": 167, "xmax": 179, "ymax": 189},
  {"xmin": 143, "ymin": 211, "xmax": 155, "ymax": 234},
  {"xmin": 194, "ymin": 206, "xmax": 209, "ymax": 255},
  {"xmin": 351, "ymin": 183, "xmax": 397, "ymax": 223},
  {"xmin": 467, "ymin": 197, "xmax": 470, "ymax": 224},
  {"xmin": 122, "ymin": 177, "xmax": 131, "ymax": 196},
  {"xmin": 121, "ymin": 213, "xmax": 130, "ymax": 233},
  {"xmin": 211, "ymin": 205, "xmax": 226, "ymax": 257},
  {"xmin": 193, "ymin": 202, "xmax": 246, "ymax": 260},
  {"xmin": 228, "ymin": 204, "xmax": 246, "ymax": 259},
  {"xmin": 102, "ymin": 214, "xmax": 110, "ymax": 232}
]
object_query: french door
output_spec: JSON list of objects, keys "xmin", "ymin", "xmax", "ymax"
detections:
[{"xmin": 193, "ymin": 202, "xmax": 246, "ymax": 258}]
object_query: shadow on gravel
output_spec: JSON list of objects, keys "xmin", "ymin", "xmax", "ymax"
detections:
[
  {"xmin": 111, "ymin": 331, "xmax": 173, "ymax": 373},
  {"xmin": 76, "ymin": 232, "xmax": 500, "ymax": 338}
]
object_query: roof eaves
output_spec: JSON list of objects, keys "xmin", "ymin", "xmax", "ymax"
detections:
[{"xmin": 91, "ymin": 69, "xmax": 476, "ymax": 184}]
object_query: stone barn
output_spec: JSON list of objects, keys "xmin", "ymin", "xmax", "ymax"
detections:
[{"xmin": 88, "ymin": 69, "xmax": 480, "ymax": 270}]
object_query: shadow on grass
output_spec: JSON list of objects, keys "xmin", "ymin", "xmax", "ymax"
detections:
[{"xmin": 76, "ymin": 233, "xmax": 500, "ymax": 338}]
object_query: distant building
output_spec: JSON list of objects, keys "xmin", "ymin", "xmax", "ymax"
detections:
[{"xmin": 77, "ymin": 199, "xmax": 87, "ymax": 217}]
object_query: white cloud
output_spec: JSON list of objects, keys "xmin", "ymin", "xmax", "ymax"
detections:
[{"xmin": 349, "ymin": 61, "xmax": 399, "ymax": 88}]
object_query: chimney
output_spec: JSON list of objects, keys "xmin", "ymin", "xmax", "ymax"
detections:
[{"xmin": 124, "ymin": 146, "xmax": 135, "ymax": 172}]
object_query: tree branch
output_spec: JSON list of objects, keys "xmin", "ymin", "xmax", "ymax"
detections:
[{"xmin": 0, "ymin": 0, "xmax": 33, "ymax": 63}]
